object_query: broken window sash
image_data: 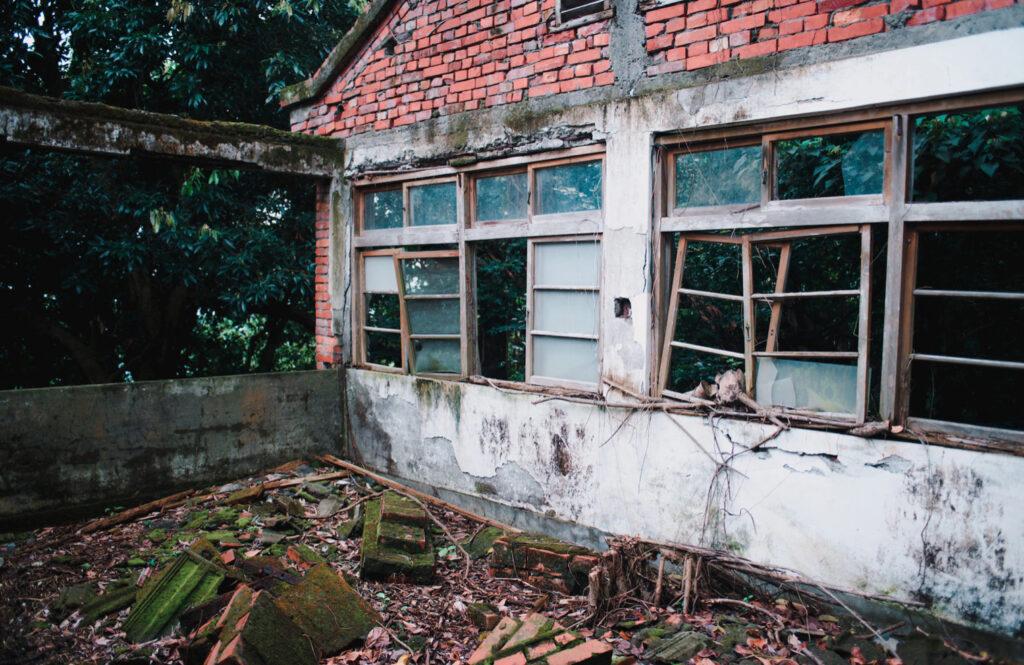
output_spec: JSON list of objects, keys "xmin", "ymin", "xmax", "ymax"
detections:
[
  {"xmin": 474, "ymin": 172, "xmax": 529, "ymax": 223},
  {"xmin": 672, "ymin": 144, "xmax": 762, "ymax": 210},
  {"xmin": 359, "ymin": 249, "xmax": 405, "ymax": 371},
  {"xmin": 534, "ymin": 159, "xmax": 603, "ymax": 216},
  {"xmin": 528, "ymin": 238, "xmax": 601, "ymax": 388},
  {"xmin": 911, "ymin": 104, "xmax": 1024, "ymax": 203},
  {"xmin": 409, "ymin": 181, "xmax": 458, "ymax": 227},
  {"xmin": 398, "ymin": 250, "xmax": 464, "ymax": 376},
  {"xmin": 901, "ymin": 224, "xmax": 1024, "ymax": 435},
  {"xmin": 659, "ymin": 225, "xmax": 872, "ymax": 421}
]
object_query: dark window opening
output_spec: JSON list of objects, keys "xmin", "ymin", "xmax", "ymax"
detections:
[
  {"xmin": 474, "ymin": 239, "xmax": 527, "ymax": 381},
  {"xmin": 558, "ymin": 0, "xmax": 608, "ymax": 22}
]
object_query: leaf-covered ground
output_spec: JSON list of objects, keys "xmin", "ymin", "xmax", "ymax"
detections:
[{"xmin": 0, "ymin": 461, "xmax": 1003, "ymax": 665}]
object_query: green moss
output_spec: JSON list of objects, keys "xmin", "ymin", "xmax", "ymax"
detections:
[
  {"xmin": 274, "ymin": 564, "xmax": 380, "ymax": 654},
  {"xmin": 123, "ymin": 552, "xmax": 225, "ymax": 643},
  {"xmin": 461, "ymin": 526, "xmax": 504, "ymax": 560},
  {"xmin": 360, "ymin": 498, "xmax": 435, "ymax": 584}
]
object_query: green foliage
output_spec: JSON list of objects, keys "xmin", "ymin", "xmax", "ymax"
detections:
[
  {"xmin": 0, "ymin": 0, "xmax": 360, "ymax": 388},
  {"xmin": 775, "ymin": 130, "xmax": 884, "ymax": 200},
  {"xmin": 912, "ymin": 105, "xmax": 1024, "ymax": 202},
  {"xmin": 475, "ymin": 239, "xmax": 527, "ymax": 381}
]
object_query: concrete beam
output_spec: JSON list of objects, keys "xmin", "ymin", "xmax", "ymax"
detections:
[{"xmin": 0, "ymin": 86, "xmax": 342, "ymax": 176}]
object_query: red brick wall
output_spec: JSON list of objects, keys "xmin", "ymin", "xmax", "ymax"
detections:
[
  {"xmin": 314, "ymin": 182, "xmax": 340, "ymax": 369},
  {"xmin": 292, "ymin": 0, "xmax": 615, "ymax": 138},
  {"xmin": 643, "ymin": 0, "xmax": 1019, "ymax": 75}
]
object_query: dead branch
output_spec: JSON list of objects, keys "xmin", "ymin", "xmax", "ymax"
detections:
[
  {"xmin": 80, "ymin": 489, "xmax": 195, "ymax": 534},
  {"xmin": 707, "ymin": 597, "xmax": 785, "ymax": 625}
]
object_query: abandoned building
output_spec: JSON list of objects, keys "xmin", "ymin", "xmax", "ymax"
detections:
[{"xmin": 2, "ymin": 0, "xmax": 1024, "ymax": 659}]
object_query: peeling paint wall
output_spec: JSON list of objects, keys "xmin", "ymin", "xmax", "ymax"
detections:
[
  {"xmin": 334, "ymin": 30, "xmax": 1024, "ymax": 636},
  {"xmin": 348, "ymin": 369, "xmax": 1024, "ymax": 635}
]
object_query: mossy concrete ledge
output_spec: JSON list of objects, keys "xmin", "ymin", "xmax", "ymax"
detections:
[{"xmin": 0, "ymin": 85, "xmax": 342, "ymax": 176}]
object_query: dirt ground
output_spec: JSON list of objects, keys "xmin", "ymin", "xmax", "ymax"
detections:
[{"xmin": 0, "ymin": 460, "xmax": 1004, "ymax": 665}]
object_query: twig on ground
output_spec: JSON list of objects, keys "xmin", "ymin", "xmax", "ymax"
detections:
[{"xmin": 706, "ymin": 598, "xmax": 785, "ymax": 625}]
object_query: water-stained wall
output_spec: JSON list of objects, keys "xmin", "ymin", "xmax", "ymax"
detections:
[{"xmin": 347, "ymin": 368, "xmax": 1024, "ymax": 635}]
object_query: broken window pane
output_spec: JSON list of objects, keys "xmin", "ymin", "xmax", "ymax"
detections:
[
  {"xmin": 675, "ymin": 145, "xmax": 761, "ymax": 208},
  {"xmin": 401, "ymin": 257, "xmax": 460, "ymax": 295},
  {"xmin": 534, "ymin": 291, "xmax": 599, "ymax": 336},
  {"xmin": 364, "ymin": 255, "xmax": 399, "ymax": 292},
  {"xmin": 409, "ymin": 182, "xmax": 457, "ymax": 226},
  {"xmin": 534, "ymin": 240, "xmax": 601, "ymax": 286},
  {"xmin": 475, "ymin": 239, "xmax": 527, "ymax": 381},
  {"xmin": 916, "ymin": 229, "xmax": 1024, "ymax": 292},
  {"xmin": 912, "ymin": 105, "xmax": 1024, "ymax": 202},
  {"xmin": 533, "ymin": 336, "xmax": 599, "ymax": 384},
  {"xmin": 775, "ymin": 130, "xmax": 885, "ymax": 199},
  {"xmin": 366, "ymin": 294, "xmax": 401, "ymax": 330},
  {"xmin": 363, "ymin": 188, "xmax": 403, "ymax": 230},
  {"xmin": 366, "ymin": 331, "xmax": 402, "ymax": 367},
  {"xmin": 755, "ymin": 357, "xmax": 857, "ymax": 414},
  {"xmin": 680, "ymin": 240, "xmax": 743, "ymax": 295},
  {"xmin": 413, "ymin": 339, "xmax": 460, "ymax": 374},
  {"xmin": 476, "ymin": 172, "xmax": 528, "ymax": 222},
  {"xmin": 535, "ymin": 160, "xmax": 602, "ymax": 214},
  {"xmin": 406, "ymin": 298, "xmax": 461, "ymax": 335}
]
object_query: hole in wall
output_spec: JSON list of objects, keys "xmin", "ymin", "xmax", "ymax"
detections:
[{"xmin": 614, "ymin": 297, "xmax": 632, "ymax": 319}]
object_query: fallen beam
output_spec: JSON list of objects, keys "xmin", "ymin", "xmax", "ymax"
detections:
[{"xmin": 0, "ymin": 86, "xmax": 342, "ymax": 176}]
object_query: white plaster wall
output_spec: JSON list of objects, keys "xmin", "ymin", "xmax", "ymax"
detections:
[{"xmin": 348, "ymin": 369, "xmax": 1024, "ymax": 635}]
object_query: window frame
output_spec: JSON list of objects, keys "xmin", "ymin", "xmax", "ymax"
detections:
[
  {"xmin": 351, "ymin": 145, "xmax": 606, "ymax": 392},
  {"xmin": 395, "ymin": 248, "xmax": 467, "ymax": 380},
  {"xmin": 554, "ymin": 0, "xmax": 613, "ymax": 29},
  {"xmin": 654, "ymin": 88, "xmax": 1024, "ymax": 446},
  {"xmin": 658, "ymin": 226, "xmax": 873, "ymax": 422},
  {"xmin": 896, "ymin": 222, "xmax": 1024, "ymax": 444},
  {"xmin": 526, "ymin": 235, "xmax": 604, "ymax": 392},
  {"xmin": 355, "ymin": 248, "xmax": 406, "ymax": 374}
]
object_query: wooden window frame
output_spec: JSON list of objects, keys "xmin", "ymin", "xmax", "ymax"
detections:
[
  {"xmin": 396, "ymin": 249, "xmax": 467, "ymax": 380},
  {"xmin": 895, "ymin": 222, "xmax": 1024, "ymax": 445},
  {"xmin": 658, "ymin": 226, "xmax": 872, "ymax": 423},
  {"xmin": 554, "ymin": 0, "xmax": 613, "ymax": 29},
  {"xmin": 355, "ymin": 248, "xmax": 406, "ymax": 374},
  {"xmin": 526, "ymin": 235, "xmax": 603, "ymax": 392},
  {"xmin": 653, "ymin": 88, "xmax": 1024, "ymax": 445}
]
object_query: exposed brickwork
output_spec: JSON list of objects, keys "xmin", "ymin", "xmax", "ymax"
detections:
[
  {"xmin": 643, "ymin": 0, "xmax": 1021, "ymax": 75},
  {"xmin": 488, "ymin": 533, "xmax": 599, "ymax": 594},
  {"xmin": 291, "ymin": 0, "xmax": 615, "ymax": 138},
  {"xmin": 314, "ymin": 182, "xmax": 339, "ymax": 369}
]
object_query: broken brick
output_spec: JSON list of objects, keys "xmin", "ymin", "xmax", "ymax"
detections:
[
  {"xmin": 273, "ymin": 564, "xmax": 380, "ymax": 656},
  {"xmin": 202, "ymin": 586, "xmax": 317, "ymax": 665},
  {"xmin": 360, "ymin": 494, "xmax": 435, "ymax": 583},
  {"xmin": 545, "ymin": 640, "xmax": 613, "ymax": 665},
  {"xmin": 469, "ymin": 612, "xmax": 611, "ymax": 665},
  {"xmin": 467, "ymin": 602, "xmax": 500, "ymax": 630},
  {"xmin": 468, "ymin": 616, "xmax": 521, "ymax": 665},
  {"xmin": 489, "ymin": 533, "xmax": 597, "ymax": 594}
]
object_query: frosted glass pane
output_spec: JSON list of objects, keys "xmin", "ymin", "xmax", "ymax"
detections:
[
  {"xmin": 533, "ymin": 336, "xmax": 598, "ymax": 384},
  {"xmin": 402, "ymin": 257, "xmax": 459, "ymax": 295},
  {"xmin": 534, "ymin": 241, "xmax": 600, "ymax": 287},
  {"xmin": 534, "ymin": 291, "xmax": 597, "ymax": 335},
  {"xmin": 414, "ymin": 339, "xmax": 461, "ymax": 374},
  {"xmin": 675, "ymin": 146, "xmax": 761, "ymax": 208},
  {"xmin": 535, "ymin": 160, "xmax": 602, "ymax": 214},
  {"xmin": 476, "ymin": 172, "xmax": 528, "ymax": 221},
  {"xmin": 410, "ymin": 182, "xmax": 457, "ymax": 226},
  {"xmin": 407, "ymin": 298, "xmax": 460, "ymax": 335},
  {"xmin": 363, "ymin": 189, "xmax": 402, "ymax": 230},
  {"xmin": 755, "ymin": 358, "xmax": 857, "ymax": 414},
  {"xmin": 364, "ymin": 255, "xmax": 398, "ymax": 292}
]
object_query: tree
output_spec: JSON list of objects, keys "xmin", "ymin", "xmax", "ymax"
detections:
[{"xmin": 0, "ymin": 0, "xmax": 360, "ymax": 388}]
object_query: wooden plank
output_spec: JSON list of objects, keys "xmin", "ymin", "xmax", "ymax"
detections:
[
  {"xmin": 893, "ymin": 228, "xmax": 920, "ymax": 424},
  {"xmin": 678, "ymin": 287, "xmax": 744, "ymax": 301},
  {"xmin": 752, "ymin": 351, "xmax": 859, "ymax": 358},
  {"xmin": 752, "ymin": 289, "xmax": 859, "ymax": 299},
  {"xmin": 741, "ymin": 237, "xmax": 755, "ymax": 394},
  {"xmin": 913, "ymin": 289, "xmax": 1024, "ymax": 300},
  {"xmin": 910, "ymin": 353, "xmax": 1024, "ymax": 371},
  {"xmin": 856, "ymin": 224, "xmax": 873, "ymax": 423},
  {"xmin": 765, "ymin": 243, "xmax": 791, "ymax": 353},
  {"xmin": 672, "ymin": 341, "xmax": 745, "ymax": 359},
  {"xmin": 879, "ymin": 112, "xmax": 909, "ymax": 423},
  {"xmin": 903, "ymin": 200, "xmax": 1024, "ymax": 222},
  {"xmin": 657, "ymin": 237, "xmax": 687, "ymax": 396}
]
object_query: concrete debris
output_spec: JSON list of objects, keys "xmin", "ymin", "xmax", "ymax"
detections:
[
  {"xmin": 467, "ymin": 612, "xmax": 612, "ymax": 665},
  {"xmin": 274, "ymin": 564, "xmax": 380, "ymax": 655},
  {"xmin": 360, "ymin": 492, "xmax": 435, "ymax": 583},
  {"xmin": 489, "ymin": 533, "xmax": 599, "ymax": 594},
  {"xmin": 467, "ymin": 601, "xmax": 501, "ymax": 630}
]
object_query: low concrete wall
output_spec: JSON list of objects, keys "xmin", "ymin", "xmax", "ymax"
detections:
[
  {"xmin": 346, "ymin": 369, "xmax": 1024, "ymax": 637},
  {"xmin": 0, "ymin": 370, "xmax": 343, "ymax": 528}
]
